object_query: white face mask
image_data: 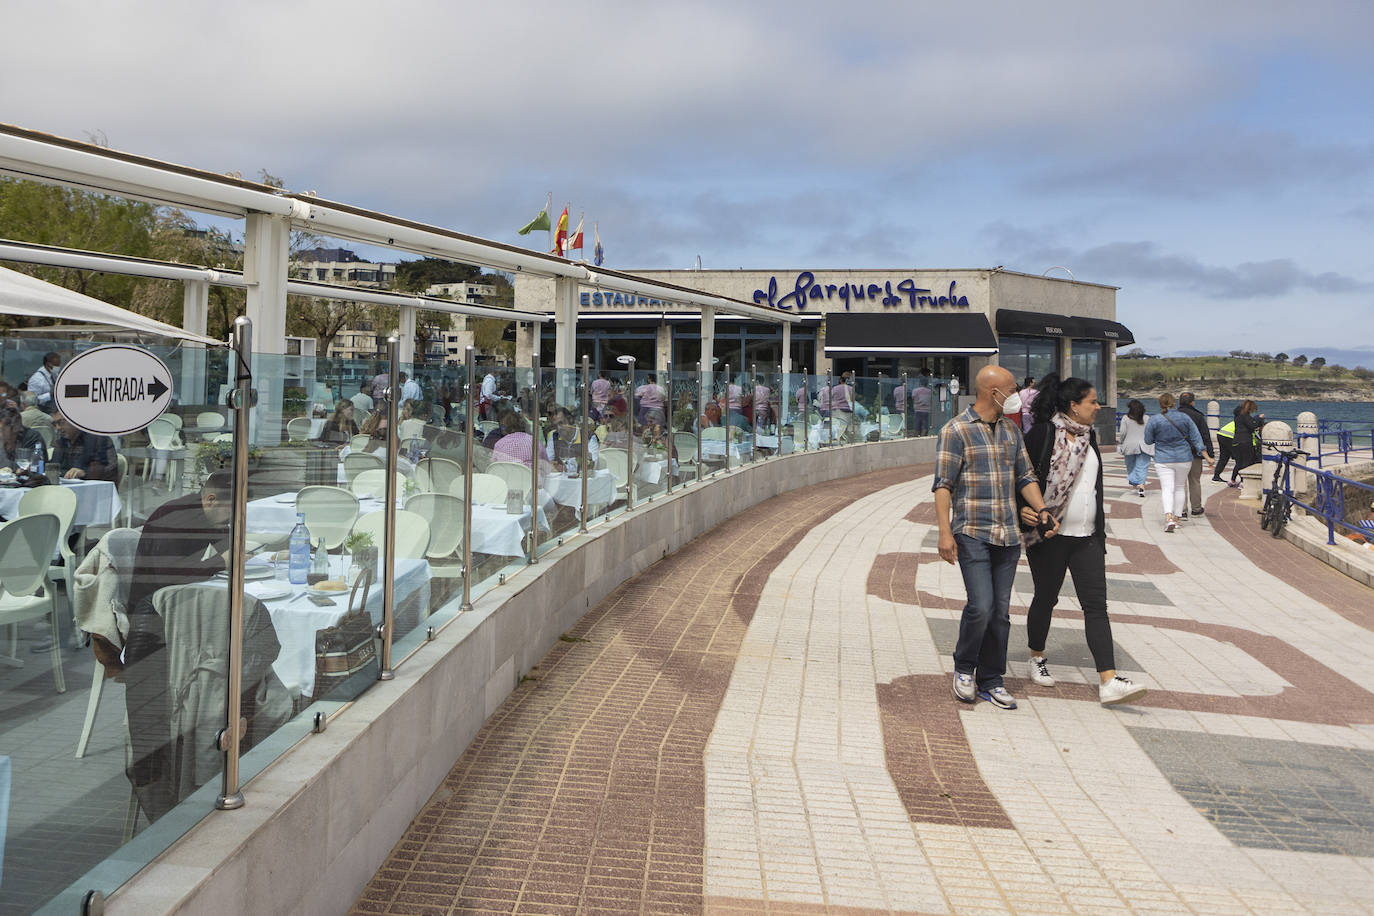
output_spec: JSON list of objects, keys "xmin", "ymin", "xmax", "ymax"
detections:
[{"xmin": 998, "ymin": 390, "xmax": 1023, "ymax": 415}]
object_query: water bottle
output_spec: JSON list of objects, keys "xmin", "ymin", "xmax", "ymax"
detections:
[
  {"xmin": 288, "ymin": 512, "xmax": 312, "ymax": 585},
  {"xmin": 308, "ymin": 536, "xmax": 330, "ymax": 585}
]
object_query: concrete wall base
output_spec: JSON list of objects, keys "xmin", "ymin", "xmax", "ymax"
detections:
[{"xmin": 107, "ymin": 437, "xmax": 936, "ymax": 915}]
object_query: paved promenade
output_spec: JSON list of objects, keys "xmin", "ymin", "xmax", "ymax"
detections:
[{"xmin": 351, "ymin": 454, "xmax": 1374, "ymax": 915}]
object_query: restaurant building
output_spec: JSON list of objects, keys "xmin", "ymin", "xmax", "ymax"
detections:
[{"xmin": 518, "ymin": 267, "xmax": 1132, "ymax": 438}]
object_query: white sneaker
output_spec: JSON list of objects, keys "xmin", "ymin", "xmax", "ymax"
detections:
[
  {"xmin": 1099, "ymin": 676, "xmax": 1147, "ymax": 706},
  {"xmin": 1164, "ymin": 517, "xmax": 1177, "ymax": 533},
  {"xmin": 952, "ymin": 672, "xmax": 976, "ymax": 703},
  {"xmin": 1029, "ymin": 656, "xmax": 1054, "ymax": 687}
]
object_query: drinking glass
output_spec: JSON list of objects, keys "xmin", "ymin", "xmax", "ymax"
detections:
[{"xmin": 14, "ymin": 447, "xmax": 31, "ymax": 474}]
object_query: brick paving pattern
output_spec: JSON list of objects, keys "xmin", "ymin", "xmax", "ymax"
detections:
[{"xmin": 355, "ymin": 455, "xmax": 1374, "ymax": 915}]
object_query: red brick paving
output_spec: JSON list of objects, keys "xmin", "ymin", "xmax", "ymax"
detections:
[{"xmin": 352, "ymin": 466, "xmax": 925, "ymax": 916}]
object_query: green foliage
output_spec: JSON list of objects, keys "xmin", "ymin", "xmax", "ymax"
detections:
[
  {"xmin": 394, "ymin": 257, "xmax": 482, "ymax": 293},
  {"xmin": 1292, "ymin": 354, "xmax": 1308, "ymax": 368}
]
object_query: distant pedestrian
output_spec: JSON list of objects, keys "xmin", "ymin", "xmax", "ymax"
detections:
[
  {"xmin": 910, "ymin": 372, "xmax": 933, "ymax": 436},
  {"xmin": 1117, "ymin": 398, "xmax": 1151, "ymax": 498},
  {"xmin": 1229, "ymin": 400, "xmax": 1265, "ymax": 486},
  {"xmin": 1018, "ymin": 376, "xmax": 1039, "ymax": 432},
  {"xmin": 1144, "ymin": 393, "xmax": 1204, "ymax": 533},
  {"xmin": 1177, "ymin": 392, "xmax": 1215, "ymax": 516},
  {"xmin": 1020, "ymin": 374, "xmax": 1147, "ymax": 706},
  {"xmin": 829, "ymin": 372, "xmax": 855, "ymax": 441},
  {"xmin": 934, "ymin": 365, "xmax": 1054, "ymax": 711}
]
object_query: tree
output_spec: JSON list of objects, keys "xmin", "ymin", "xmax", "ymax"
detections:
[
  {"xmin": 1292, "ymin": 354, "xmax": 1308, "ymax": 368},
  {"xmin": 1310, "ymin": 356, "xmax": 1326, "ymax": 372},
  {"xmin": 1274, "ymin": 352, "xmax": 1289, "ymax": 364},
  {"xmin": 394, "ymin": 257, "xmax": 483, "ymax": 293}
]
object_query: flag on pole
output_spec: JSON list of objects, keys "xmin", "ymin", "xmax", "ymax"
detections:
[
  {"xmin": 593, "ymin": 222, "xmax": 604, "ymax": 266},
  {"xmin": 517, "ymin": 199, "xmax": 550, "ymax": 236},
  {"xmin": 552, "ymin": 206, "xmax": 569, "ymax": 255},
  {"xmin": 567, "ymin": 213, "xmax": 584, "ymax": 253}
]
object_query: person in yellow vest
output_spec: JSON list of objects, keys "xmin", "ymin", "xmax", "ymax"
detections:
[{"xmin": 1211, "ymin": 418, "xmax": 1236, "ymax": 482}]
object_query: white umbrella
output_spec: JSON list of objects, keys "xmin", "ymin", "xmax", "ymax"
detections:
[{"xmin": 0, "ymin": 263, "xmax": 222, "ymax": 346}]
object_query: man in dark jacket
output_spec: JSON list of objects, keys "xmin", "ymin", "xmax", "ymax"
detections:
[
  {"xmin": 51, "ymin": 413, "xmax": 118, "ymax": 481},
  {"xmin": 1177, "ymin": 393, "xmax": 1215, "ymax": 517}
]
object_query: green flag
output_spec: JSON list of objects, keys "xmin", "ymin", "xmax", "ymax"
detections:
[{"xmin": 517, "ymin": 207, "xmax": 550, "ymax": 235}]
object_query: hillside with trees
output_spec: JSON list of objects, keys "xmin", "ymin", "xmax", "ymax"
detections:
[{"xmin": 1117, "ymin": 349, "xmax": 1374, "ymax": 400}]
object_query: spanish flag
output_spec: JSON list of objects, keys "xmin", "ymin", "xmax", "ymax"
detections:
[{"xmin": 553, "ymin": 206, "xmax": 569, "ymax": 255}]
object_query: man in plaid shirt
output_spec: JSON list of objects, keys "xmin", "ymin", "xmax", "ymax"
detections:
[{"xmin": 933, "ymin": 365, "xmax": 1056, "ymax": 710}]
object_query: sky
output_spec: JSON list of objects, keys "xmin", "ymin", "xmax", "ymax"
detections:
[{"xmin": 2, "ymin": 1, "xmax": 1372, "ymax": 362}]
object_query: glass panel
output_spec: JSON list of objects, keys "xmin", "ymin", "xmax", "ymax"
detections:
[
  {"xmin": 538, "ymin": 367, "xmax": 586, "ymax": 556},
  {"xmin": 998, "ymin": 335, "xmax": 1058, "ymax": 390},
  {"xmin": 670, "ymin": 366, "xmax": 703, "ymax": 484},
  {"xmin": 466, "ymin": 357, "xmax": 530, "ymax": 603},
  {"xmin": 1071, "ymin": 340, "xmax": 1105, "ymax": 393},
  {"xmin": 0, "ymin": 336, "xmax": 244, "ymax": 910},
  {"xmin": 633, "ymin": 368, "xmax": 671, "ymax": 498}
]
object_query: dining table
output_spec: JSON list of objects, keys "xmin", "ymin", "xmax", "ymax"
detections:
[
  {"xmin": 542, "ymin": 468, "xmax": 618, "ymax": 510},
  {"xmin": 0, "ymin": 478, "xmax": 121, "ymax": 527}
]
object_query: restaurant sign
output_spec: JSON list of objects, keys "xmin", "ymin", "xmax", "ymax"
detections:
[{"xmin": 753, "ymin": 272, "xmax": 971, "ymax": 312}]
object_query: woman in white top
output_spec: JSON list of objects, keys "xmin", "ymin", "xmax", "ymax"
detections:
[
  {"xmin": 1020, "ymin": 374, "xmax": 1147, "ymax": 706},
  {"xmin": 1117, "ymin": 398, "xmax": 1152, "ymax": 498}
]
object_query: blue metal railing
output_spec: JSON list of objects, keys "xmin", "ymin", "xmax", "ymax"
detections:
[{"xmin": 1272, "ymin": 454, "xmax": 1374, "ymax": 545}]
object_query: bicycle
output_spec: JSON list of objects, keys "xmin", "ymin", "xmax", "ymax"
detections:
[{"xmin": 1259, "ymin": 445, "xmax": 1308, "ymax": 538}]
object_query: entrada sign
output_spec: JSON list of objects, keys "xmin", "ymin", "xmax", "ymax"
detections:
[
  {"xmin": 753, "ymin": 272, "xmax": 972, "ymax": 311},
  {"xmin": 54, "ymin": 344, "xmax": 174, "ymax": 436}
]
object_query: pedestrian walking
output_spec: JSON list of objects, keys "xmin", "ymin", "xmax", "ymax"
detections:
[
  {"xmin": 1177, "ymin": 392, "xmax": 1215, "ymax": 516},
  {"xmin": 1229, "ymin": 400, "xmax": 1265, "ymax": 486},
  {"xmin": 1021, "ymin": 374, "xmax": 1148, "ymax": 706},
  {"xmin": 1212, "ymin": 418, "xmax": 1236, "ymax": 482},
  {"xmin": 934, "ymin": 365, "xmax": 1054, "ymax": 711},
  {"xmin": 1144, "ymin": 393, "xmax": 1204, "ymax": 532},
  {"xmin": 1117, "ymin": 398, "xmax": 1151, "ymax": 498}
]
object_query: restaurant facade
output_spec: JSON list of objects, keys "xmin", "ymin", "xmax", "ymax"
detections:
[{"xmin": 517, "ymin": 266, "xmax": 1132, "ymax": 438}]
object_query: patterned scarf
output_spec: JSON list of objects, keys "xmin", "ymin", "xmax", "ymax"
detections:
[{"xmin": 1024, "ymin": 412, "xmax": 1093, "ymax": 547}]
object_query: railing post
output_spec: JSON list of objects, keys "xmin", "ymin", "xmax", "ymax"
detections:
[
  {"xmin": 624, "ymin": 357, "xmax": 636, "ymax": 509},
  {"xmin": 723, "ymin": 362, "xmax": 731, "ymax": 472},
  {"xmin": 665, "ymin": 360, "xmax": 674, "ymax": 495},
  {"xmin": 461, "ymin": 347, "xmax": 474, "ymax": 612},
  {"xmin": 900, "ymin": 372, "xmax": 908, "ymax": 439},
  {"xmin": 826, "ymin": 369, "xmax": 834, "ymax": 447},
  {"xmin": 216, "ymin": 315, "xmax": 253, "ymax": 811},
  {"xmin": 800, "ymin": 370, "xmax": 809, "ymax": 452},
  {"xmin": 378, "ymin": 336, "xmax": 400, "ymax": 680},
  {"xmin": 529, "ymin": 353, "xmax": 540, "ymax": 564},
  {"xmin": 695, "ymin": 361, "xmax": 704, "ymax": 479},
  {"xmin": 579, "ymin": 356, "xmax": 590, "ymax": 532}
]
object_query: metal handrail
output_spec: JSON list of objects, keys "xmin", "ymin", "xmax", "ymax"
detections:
[{"xmin": 1271, "ymin": 452, "xmax": 1374, "ymax": 545}]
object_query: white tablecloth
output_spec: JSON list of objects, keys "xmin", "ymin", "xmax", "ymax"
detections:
[
  {"xmin": 0, "ymin": 479, "xmax": 120, "ymax": 527},
  {"xmin": 228, "ymin": 554, "xmax": 431, "ymax": 697},
  {"xmin": 246, "ymin": 493, "xmax": 541, "ymax": 559},
  {"xmin": 636, "ymin": 459, "xmax": 668, "ymax": 485},
  {"xmin": 699, "ymin": 439, "xmax": 748, "ymax": 460},
  {"xmin": 807, "ymin": 422, "xmax": 879, "ymax": 448},
  {"xmin": 543, "ymin": 469, "xmax": 617, "ymax": 509},
  {"xmin": 753, "ymin": 435, "xmax": 795, "ymax": 454}
]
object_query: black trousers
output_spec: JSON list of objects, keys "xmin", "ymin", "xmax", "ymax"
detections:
[
  {"xmin": 1025, "ymin": 534, "xmax": 1115, "ymax": 672},
  {"xmin": 1213, "ymin": 439, "xmax": 1233, "ymax": 479}
]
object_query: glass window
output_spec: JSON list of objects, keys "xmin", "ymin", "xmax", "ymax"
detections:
[
  {"xmin": 998, "ymin": 335, "xmax": 1059, "ymax": 387},
  {"xmin": 1070, "ymin": 339, "xmax": 1105, "ymax": 392}
]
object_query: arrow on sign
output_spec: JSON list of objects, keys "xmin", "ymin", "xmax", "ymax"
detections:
[{"xmin": 63, "ymin": 377, "xmax": 169, "ymax": 401}]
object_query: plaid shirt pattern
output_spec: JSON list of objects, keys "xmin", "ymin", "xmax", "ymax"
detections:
[{"xmin": 932, "ymin": 407, "xmax": 1036, "ymax": 547}]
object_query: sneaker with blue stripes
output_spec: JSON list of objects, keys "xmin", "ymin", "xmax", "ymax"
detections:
[{"xmin": 977, "ymin": 686, "xmax": 1018, "ymax": 710}]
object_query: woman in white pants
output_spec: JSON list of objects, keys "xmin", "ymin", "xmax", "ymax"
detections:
[{"xmin": 1143, "ymin": 393, "xmax": 1205, "ymax": 533}]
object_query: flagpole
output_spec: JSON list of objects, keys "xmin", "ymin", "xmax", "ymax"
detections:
[{"xmin": 545, "ymin": 191, "xmax": 552, "ymax": 257}]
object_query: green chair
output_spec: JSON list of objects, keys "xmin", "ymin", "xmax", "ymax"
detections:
[
  {"xmin": 354, "ymin": 509, "xmax": 430, "ymax": 559},
  {"xmin": 19, "ymin": 485, "xmax": 78, "ymax": 612},
  {"xmin": 0, "ymin": 513, "xmax": 66, "ymax": 693},
  {"xmin": 295, "ymin": 486, "xmax": 359, "ymax": 550}
]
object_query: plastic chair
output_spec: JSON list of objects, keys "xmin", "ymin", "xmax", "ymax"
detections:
[
  {"xmin": 399, "ymin": 418, "xmax": 426, "ymax": 441},
  {"xmin": 469, "ymin": 472, "xmax": 508, "ymax": 505},
  {"xmin": 342, "ymin": 452, "xmax": 384, "ymax": 487},
  {"xmin": 487, "ymin": 461, "xmax": 530, "ymax": 498},
  {"xmin": 418, "ymin": 456, "xmax": 463, "ymax": 494},
  {"xmin": 354, "ymin": 509, "xmax": 430, "ymax": 559},
  {"xmin": 142, "ymin": 417, "xmax": 183, "ymax": 486},
  {"xmin": 34, "ymin": 423, "xmax": 56, "ymax": 451},
  {"xmin": 295, "ymin": 486, "xmax": 360, "ymax": 550},
  {"xmin": 476, "ymin": 420, "xmax": 499, "ymax": 436},
  {"xmin": 0, "ymin": 513, "xmax": 66, "ymax": 692},
  {"xmin": 286, "ymin": 417, "xmax": 315, "ymax": 441},
  {"xmin": 674, "ymin": 432, "xmax": 700, "ymax": 480},
  {"xmin": 195, "ymin": 411, "xmax": 224, "ymax": 434},
  {"xmin": 471, "ymin": 445, "xmax": 493, "ymax": 473},
  {"xmin": 404, "ymin": 492, "xmax": 464, "ymax": 561},
  {"xmin": 18, "ymin": 485, "xmax": 78, "ymax": 611},
  {"xmin": 75, "ymin": 526, "xmax": 140, "ymax": 758},
  {"xmin": 349, "ymin": 434, "xmax": 373, "ymax": 452},
  {"xmin": 158, "ymin": 413, "xmax": 183, "ymax": 431},
  {"xmin": 600, "ymin": 448, "xmax": 629, "ymax": 495},
  {"xmin": 350, "ymin": 468, "xmax": 405, "ymax": 500}
]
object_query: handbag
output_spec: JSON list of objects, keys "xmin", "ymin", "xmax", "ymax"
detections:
[
  {"xmin": 312, "ymin": 568, "xmax": 377, "ymax": 700},
  {"xmin": 1164, "ymin": 413, "xmax": 1203, "ymax": 459}
]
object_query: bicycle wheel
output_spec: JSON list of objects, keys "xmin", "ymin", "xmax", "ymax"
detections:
[
  {"xmin": 1270, "ymin": 493, "xmax": 1290, "ymax": 539},
  {"xmin": 1259, "ymin": 490, "xmax": 1277, "ymax": 530}
]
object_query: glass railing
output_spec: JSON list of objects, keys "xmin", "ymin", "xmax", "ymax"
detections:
[{"xmin": 1, "ymin": 337, "xmax": 943, "ymax": 912}]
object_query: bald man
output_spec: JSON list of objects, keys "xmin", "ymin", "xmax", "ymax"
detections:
[{"xmin": 933, "ymin": 365, "xmax": 1055, "ymax": 710}]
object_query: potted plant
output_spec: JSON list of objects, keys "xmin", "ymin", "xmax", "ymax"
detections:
[
  {"xmin": 194, "ymin": 438, "xmax": 263, "ymax": 476},
  {"xmin": 343, "ymin": 530, "xmax": 378, "ymax": 583}
]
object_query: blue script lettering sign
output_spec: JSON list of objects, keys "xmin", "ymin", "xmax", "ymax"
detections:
[{"xmin": 751, "ymin": 273, "xmax": 972, "ymax": 311}]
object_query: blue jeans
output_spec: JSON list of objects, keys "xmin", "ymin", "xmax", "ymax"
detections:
[
  {"xmin": 1124, "ymin": 452, "xmax": 1151, "ymax": 487},
  {"xmin": 952, "ymin": 533, "xmax": 1021, "ymax": 690}
]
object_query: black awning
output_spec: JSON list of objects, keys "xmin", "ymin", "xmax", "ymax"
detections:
[
  {"xmin": 823, "ymin": 312, "xmax": 999, "ymax": 356},
  {"xmin": 995, "ymin": 309, "xmax": 1134, "ymax": 345}
]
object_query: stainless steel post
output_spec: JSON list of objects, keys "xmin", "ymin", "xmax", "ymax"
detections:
[
  {"xmin": 579, "ymin": 356, "xmax": 589, "ymax": 532},
  {"xmin": 461, "ymin": 347, "xmax": 475, "ymax": 612},
  {"xmin": 824, "ymin": 368, "xmax": 835, "ymax": 447},
  {"xmin": 664, "ymin": 361, "xmax": 674, "ymax": 495},
  {"xmin": 216, "ymin": 315, "xmax": 252, "ymax": 811},
  {"xmin": 723, "ymin": 362, "xmax": 731, "ymax": 472},
  {"xmin": 751, "ymin": 363, "xmax": 759, "ymax": 461},
  {"xmin": 695, "ymin": 361, "xmax": 703, "ymax": 480},
  {"xmin": 378, "ymin": 337, "xmax": 399, "ymax": 680},
  {"xmin": 801, "ymin": 370, "xmax": 809, "ymax": 452},
  {"xmin": 900, "ymin": 372, "xmax": 908, "ymax": 438},
  {"xmin": 625, "ymin": 357, "xmax": 636, "ymax": 509},
  {"xmin": 528, "ymin": 353, "xmax": 539, "ymax": 564}
]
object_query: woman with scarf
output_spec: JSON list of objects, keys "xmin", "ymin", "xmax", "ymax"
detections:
[{"xmin": 1020, "ymin": 374, "xmax": 1147, "ymax": 706}]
